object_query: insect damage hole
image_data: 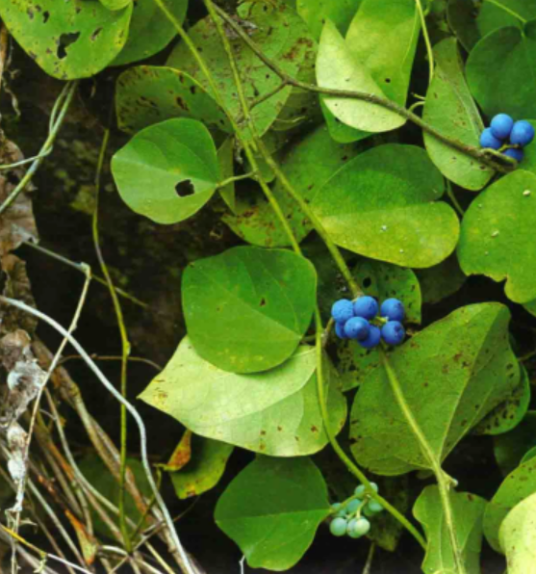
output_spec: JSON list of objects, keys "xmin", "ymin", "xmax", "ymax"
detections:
[
  {"xmin": 175, "ymin": 180, "xmax": 195, "ymax": 198},
  {"xmin": 57, "ymin": 32, "xmax": 81, "ymax": 59}
]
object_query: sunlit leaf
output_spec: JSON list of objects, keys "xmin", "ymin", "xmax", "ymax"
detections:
[{"xmin": 499, "ymin": 492, "xmax": 536, "ymax": 574}]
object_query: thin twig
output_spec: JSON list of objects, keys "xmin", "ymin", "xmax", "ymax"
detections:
[
  {"xmin": 0, "ymin": 24, "xmax": 8, "ymax": 92},
  {"xmin": 362, "ymin": 542, "xmax": 376, "ymax": 574}
]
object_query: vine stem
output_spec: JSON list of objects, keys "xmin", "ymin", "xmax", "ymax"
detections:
[
  {"xmin": 212, "ymin": 5, "xmax": 515, "ymax": 174},
  {"xmin": 381, "ymin": 349, "xmax": 466, "ymax": 574},
  {"xmin": 415, "ymin": 0, "xmax": 434, "ymax": 87}
]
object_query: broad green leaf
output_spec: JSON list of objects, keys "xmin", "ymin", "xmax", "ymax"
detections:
[
  {"xmin": 447, "ymin": 0, "xmax": 481, "ymax": 52},
  {"xmin": 466, "ymin": 23, "xmax": 536, "ymax": 120},
  {"xmin": 167, "ymin": 2, "xmax": 315, "ymax": 138},
  {"xmin": 345, "ymin": 0, "xmax": 420, "ymax": 112},
  {"xmin": 100, "ymin": 0, "xmax": 131, "ymax": 9},
  {"xmin": 297, "ymin": 0, "xmax": 363, "ymax": 39},
  {"xmin": 477, "ymin": 0, "xmax": 534, "ymax": 38},
  {"xmin": 423, "ymin": 38, "xmax": 493, "ymax": 191},
  {"xmin": 0, "ymin": 1, "xmax": 132, "ymax": 79},
  {"xmin": 112, "ymin": 0, "xmax": 187, "ymax": 66},
  {"xmin": 350, "ymin": 303, "xmax": 519, "ymax": 475},
  {"xmin": 215, "ymin": 456, "xmax": 330, "ymax": 571},
  {"xmin": 317, "ymin": 21, "xmax": 404, "ymax": 133},
  {"xmin": 458, "ymin": 170, "xmax": 536, "ymax": 304},
  {"xmin": 115, "ymin": 66, "xmax": 231, "ymax": 134},
  {"xmin": 484, "ymin": 457, "xmax": 536, "ymax": 552},
  {"xmin": 494, "ymin": 412, "xmax": 536, "ymax": 476},
  {"xmin": 217, "ymin": 138, "xmax": 236, "ymax": 212},
  {"xmin": 415, "ymin": 254, "xmax": 466, "ymax": 305},
  {"xmin": 140, "ymin": 340, "xmax": 347, "ymax": 456},
  {"xmin": 500, "ymin": 492, "xmax": 536, "ymax": 574},
  {"xmin": 182, "ymin": 247, "xmax": 316, "ymax": 373},
  {"xmin": 473, "ymin": 365, "xmax": 530, "ymax": 436},
  {"xmin": 169, "ymin": 435, "xmax": 234, "ymax": 499},
  {"xmin": 223, "ymin": 125, "xmax": 364, "ymax": 247},
  {"xmin": 320, "ymin": 100, "xmax": 371, "ymax": 143},
  {"xmin": 111, "ymin": 118, "xmax": 220, "ymax": 225},
  {"xmin": 414, "ymin": 486, "xmax": 487, "ymax": 574},
  {"xmin": 311, "ymin": 144, "xmax": 460, "ymax": 268},
  {"xmin": 522, "ymin": 446, "xmax": 536, "ymax": 464}
]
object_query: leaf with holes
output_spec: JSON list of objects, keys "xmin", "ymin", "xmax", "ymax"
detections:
[
  {"xmin": 423, "ymin": 38, "xmax": 493, "ymax": 191},
  {"xmin": 112, "ymin": 0, "xmax": 188, "ymax": 66},
  {"xmin": 414, "ymin": 486, "xmax": 487, "ymax": 574},
  {"xmin": 297, "ymin": 0, "xmax": 363, "ymax": 39},
  {"xmin": 311, "ymin": 144, "xmax": 459, "ymax": 268},
  {"xmin": 458, "ymin": 170, "xmax": 536, "ymax": 304},
  {"xmin": 350, "ymin": 303, "xmax": 519, "ymax": 475},
  {"xmin": 115, "ymin": 66, "xmax": 231, "ymax": 134},
  {"xmin": 167, "ymin": 1, "xmax": 315, "ymax": 139},
  {"xmin": 0, "ymin": 0, "xmax": 132, "ymax": 79},
  {"xmin": 499, "ymin": 492, "xmax": 536, "ymax": 574},
  {"xmin": 215, "ymin": 456, "xmax": 330, "ymax": 571},
  {"xmin": 182, "ymin": 246, "xmax": 316, "ymax": 373},
  {"xmin": 111, "ymin": 118, "xmax": 220, "ymax": 225},
  {"xmin": 139, "ymin": 340, "xmax": 347, "ymax": 456}
]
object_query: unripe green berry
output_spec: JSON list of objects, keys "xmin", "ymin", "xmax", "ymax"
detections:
[
  {"xmin": 348, "ymin": 517, "xmax": 371, "ymax": 538},
  {"xmin": 330, "ymin": 517, "xmax": 348, "ymax": 537},
  {"xmin": 365, "ymin": 499, "xmax": 384, "ymax": 516}
]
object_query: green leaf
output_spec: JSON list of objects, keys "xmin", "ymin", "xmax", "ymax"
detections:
[
  {"xmin": 115, "ymin": 66, "xmax": 231, "ymax": 134},
  {"xmin": 345, "ymin": 0, "xmax": 420, "ymax": 112},
  {"xmin": 139, "ymin": 340, "xmax": 347, "ymax": 456},
  {"xmin": 458, "ymin": 170, "xmax": 536, "ymax": 304},
  {"xmin": 350, "ymin": 303, "xmax": 519, "ymax": 475},
  {"xmin": 466, "ymin": 22, "xmax": 536, "ymax": 120},
  {"xmin": 476, "ymin": 0, "xmax": 535, "ymax": 38},
  {"xmin": 0, "ymin": 1, "xmax": 132, "ymax": 79},
  {"xmin": 311, "ymin": 144, "xmax": 460, "ymax": 268},
  {"xmin": 167, "ymin": 2, "xmax": 315, "ymax": 138},
  {"xmin": 169, "ymin": 435, "xmax": 234, "ymax": 500},
  {"xmin": 112, "ymin": 0, "xmax": 187, "ymax": 66},
  {"xmin": 473, "ymin": 365, "xmax": 530, "ymax": 436},
  {"xmin": 100, "ymin": 0, "xmax": 131, "ymax": 10},
  {"xmin": 499, "ymin": 492, "xmax": 536, "ymax": 574},
  {"xmin": 215, "ymin": 456, "xmax": 330, "ymax": 571},
  {"xmin": 182, "ymin": 246, "xmax": 316, "ymax": 373},
  {"xmin": 493, "ymin": 412, "xmax": 536, "ymax": 476},
  {"xmin": 223, "ymin": 125, "xmax": 364, "ymax": 247},
  {"xmin": 297, "ymin": 0, "xmax": 363, "ymax": 39},
  {"xmin": 316, "ymin": 21, "xmax": 404, "ymax": 133},
  {"xmin": 217, "ymin": 138, "xmax": 236, "ymax": 212},
  {"xmin": 484, "ymin": 457, "xmax": 536, "ymax": 552},
  {"xmin": 111, "ymin": 118, "xmax": 220, "ymax": 225},
  {"xmin": 447, "ymin": 0, "xmax": 481, "ymax": 52},
  {"xmin": 423, "ymin": 38, "xmax": 493, "ymax": 191},
  {"xmin": 320, "ymin": 100, "xmax": 372, "ymax": 143},
  {"xmin": 415, "ymin": 254, "xmax": 466, "ymax": 305},
  {"xmin": 414, "ymin": 485, "xmax": 487, "ymax": 574}
]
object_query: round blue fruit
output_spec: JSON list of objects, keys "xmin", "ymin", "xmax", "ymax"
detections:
[
  {"xmin": 510, "ymin": 120, "xmax": 535, "ymax": 147},
  {"xmin": 490, "ymin": 113, "xmax": 514, "ymax": 140},
  {"xmin": 359, "ymin": 325, "xmax": 381, "ymax": 349},
  {"xmin": 381, "ymin": 321, "xmax": 406, "ymax": 346},
  {"xmin": 335, "ymin": 321, "xmax": 348, "ymax": 339},
  {"xmin": 344, "ymin": 317, "xmax": 370, "ymax": 341},
  {"xmin": 330, "ymin": 517, "xmax": 348, "ymax": 537},
  {"xmin": 353, "ymin": 296, "xmax": 379, "ymax": 320},
  {"xmin": 331, "ymin": 299, "xmax": 354, "ymax": 323},
  {"xmin": 380, "ymin": 298, "xmax": 405, "ymax": 322},
  {"xmin": 503, "ymin": 147, "xmax": 524, "ymax": 163},
  {"xmin": 480, "ymin": 128, "xmax": 502, "ymax": 150}
]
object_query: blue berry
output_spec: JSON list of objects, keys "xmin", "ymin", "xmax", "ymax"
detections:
[
  {"xmin": 380, "ymin": 298, "xmax": 405, "ymax": 322},
  {"xmin": 358, "ymin": 325, "xmax": 381, "ymax": 349},
  {"xmin": 503, "ymin": 148, "xmax": 524, "ymax": 163},
  {"xmin": 346, "ymin": 499, "xmax": 360, "ymax": 515},
  {"xmin": 480, "ymin": 128, "xmax": 502, "ymax": 150},
  {"xmin": 344, "ymin": 317, "xmax": 370, "ymax": 340},
  {"xmin": 330, "ymin": 517, "xmax": 348, "ymax": 537},
  {"xmin": 353, "ymin": 296, "xmax": 379, "ymax": 320},
  {"xmin": 348, "ymin": 517, "xmax": 371, "ymax": 538},
  {"xmin": 381, "ymin": 321, "xmax": 405, "ymax": 346},
  {"xmin": 490, "ymin": 114, "xmax": 514, "ymax": 140},
  {"xmin": 510, "ymin": 120, "xmax": 535, "ymax": 147},
  {"xmin": 335, "ymin": 321, "xmax": 348, "ymax": 339},
  {"xmin": 364, "ymin": 500, "xmax": 384, "ymax": 516},
  {"xmin": 331, "ymin": 299, "xmax": 354, "ymax": 323}
]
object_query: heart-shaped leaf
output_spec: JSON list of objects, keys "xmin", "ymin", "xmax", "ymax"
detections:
[
  {"xmin": 311, "ymin": 144, "xmax": 459, "ymax": 268},
  {"xmin": 0, "ymin": 0, "xmax": 132, "ymax": 79},
  {"xmin": 182, "ymin": 246, "xmax": 316, "ymax": 373},
  {"xmin": 111, "ymin": 118, "xmax": 220, "ymax": 225},
  {"xmin": 297, "ymin": 0, "xmax": 362, "ymax": 39},
  {"xmin": 350, "ymin": 303, "xmax": 519, "ymax": 475},
  {"xmin": 477, "ymin": 0, "xmax": 535, "ymax": 38},
  {"xmin": 414, "ymin": 486, "xmax": 487, "ymax": 574},
  {"xmin": 458, "ymin": 170, "xmax": 536, "ymax": 304},
  {"xmin": 139, "ymin": 340, "xmax": 347, "ymax": 456},
  {"xmin": 115, "ymin": 66, "xmax": 231, "ymax": 134},
  {"xmin": 499, "ymin": 492, "xmax": 536, "ymax": 574},
  {"xmin": 215, "ymin": 456, "xmax": 330, "ymax": 571},
  {"xmin": 423, "ymin": 38, "xmax": 493, "ymax": 191}
]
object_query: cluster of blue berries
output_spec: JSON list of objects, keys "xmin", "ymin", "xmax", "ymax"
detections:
[
  {"xmin": 480, "ymin": 114, "xmax": 535, "ymax": 163},
  {"xmin": 331, "ymin": 296, "xmax": 406, "ymax": 348},
  {"xmin": 329, "ymin": 483, "xmax": 384, "ymax": 539}
]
